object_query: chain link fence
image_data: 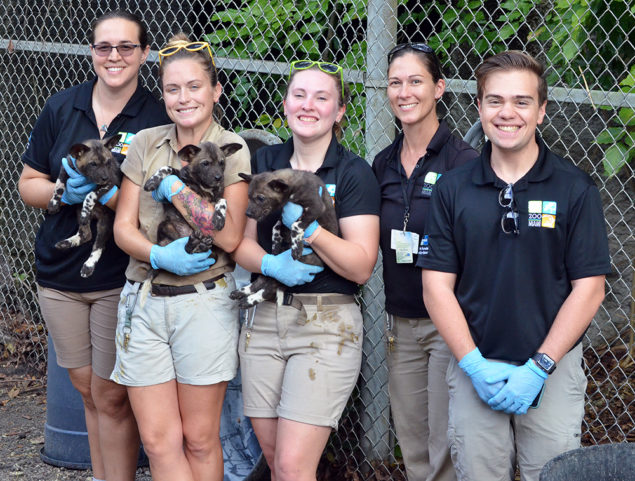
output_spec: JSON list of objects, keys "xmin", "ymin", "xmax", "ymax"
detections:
[{"xmin": 1, "ymin": 0, "xmax": 633, "ymax": 478}]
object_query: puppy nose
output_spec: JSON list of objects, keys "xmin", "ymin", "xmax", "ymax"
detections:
[{"xmin": 214, "ymin": 174, "xmax": 222, "ymax": 181}]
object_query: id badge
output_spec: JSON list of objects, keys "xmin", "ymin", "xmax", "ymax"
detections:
[{"xmin": 392, "ymin": 230, "xmax": 418, "ymax": 264}]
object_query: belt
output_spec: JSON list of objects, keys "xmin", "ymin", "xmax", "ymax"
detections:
[
  {"xmin": 151, "ymin": 274, "xmax": 224, "ymax": 297},
  {"xmin": 271, "ymin": 292, "xmax": 355, "ymax": 310}
]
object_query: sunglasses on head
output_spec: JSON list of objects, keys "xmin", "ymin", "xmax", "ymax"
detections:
[
  {"xmin": 289, "ymin": 60, "xmax": 344, "ymax": 100},
  {"xmin": 387, "ymin": 42, "xmax": 435, "ymax": 64},
  {"xmin": 499, "ymin": 184, "xmax": 519, "ymax": 235},
  {"xmin": 158, "ymin": 41, "xmax": 215, "ymax": 67},
  {"xmin": 91, "ymin": 43, "xmax": 140, "ymax": 57}
]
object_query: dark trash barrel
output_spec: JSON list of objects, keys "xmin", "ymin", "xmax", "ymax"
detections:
[
  {"xmin": 539, "ymin": 443, "xmax": 635, "ymax": 481},
  {"xmin": 41, "ymin": 336, "xmax": 95, "ymax": 468}
]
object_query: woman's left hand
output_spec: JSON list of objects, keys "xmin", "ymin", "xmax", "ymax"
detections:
[
  {"xmin": 282, "ymin": 201, "xmax": 319, "ymax": 238},
  {"xmin": 151, "ymin": 174, "xmax": 184, "ymax": 203}
]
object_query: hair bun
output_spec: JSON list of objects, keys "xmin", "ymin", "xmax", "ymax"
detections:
[{"xmin": 165, "ymin": 32, "xmax": 191, "ymax": 48}]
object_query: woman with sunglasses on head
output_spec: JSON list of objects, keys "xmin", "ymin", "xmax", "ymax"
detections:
[
  {"xmin": 371, "ymin": 43, "xmax": 478, "ymax": 481},
  {"xmin": 111, "ymin": 32, "xmax": 249, "ymax": 481},
  {"xmin": 233, "ymin": 60, "xmax": 380, "ymax": 481},
  {"xmin": 18, "ymin": 10, "xmax": 170, "ymax": 481}
]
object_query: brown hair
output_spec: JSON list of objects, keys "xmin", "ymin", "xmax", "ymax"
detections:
[
  {"xmin": 158, "ymin": 33, "xmax": 218, "ymax": 87},
  {"xmin": 89, "ymin": 10, "xmax": 148, "ymax": 49},
  {"xmin": 476, "ymin": 50, "xmax": 548, "ymax": 104},
  {"xmin": 285, "ymin": 64, "xmax": 350, "ymax": 140},
  {"xmin": 387, "ymin": 44, "xmax": 443, "ymax": 83}
]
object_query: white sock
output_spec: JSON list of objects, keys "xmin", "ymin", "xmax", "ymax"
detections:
[{"xmin": 93, "ymin": 478, "xmax": 105, "ymax": 481}]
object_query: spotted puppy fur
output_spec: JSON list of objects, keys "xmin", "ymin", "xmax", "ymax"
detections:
[
  {"xmin": 48, "ymin": 134, "xmax": 122, "ymax": 278},
  {"xmin": 138, "ymin": 141, "xmax": 242, "ymax": 301},
  {"xmin": 230, "ymin": 169, "xmax": 338, "ymax": 309}
]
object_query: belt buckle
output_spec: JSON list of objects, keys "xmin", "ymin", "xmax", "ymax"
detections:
[{"xmin": 282, "ymin": 291, "xmax": 294, "ymax": 306}]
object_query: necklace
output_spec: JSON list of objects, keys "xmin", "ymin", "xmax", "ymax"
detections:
[{"xmin": 93, "ymin": 98, "xmax": 110, "ymax": 135}]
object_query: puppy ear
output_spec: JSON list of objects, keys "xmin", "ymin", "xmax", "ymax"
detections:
[
  {"xmin": 238, "ymin": 172, "xmax": 252, "ymax": 183},
  {"xmin": 220, "ymin": 142, "xmax": 243, "ymax": 158},
  {"xmin": 69, "ymin": 143, "xmax": 90, "ymax": 159},
  {"xmin": 103, "ymin": 134, "xmax": 122, "ymax": 150},
  {"xmin": 268, "ymin": 179, "xmax": 289, "ymax": 194},
  {"xmin": 178, "ymin": 145, "xmax": 201, "ymax": 163}
]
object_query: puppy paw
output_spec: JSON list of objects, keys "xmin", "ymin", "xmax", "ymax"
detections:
[
  {"xmin": 80, "ymin": 263, "xmax": 95, "ymax": 278},
  {"xmin": 212, "ymin": 199, "xmax": 227, "ymax": 230},
  {"xmin": 47, "ymin": 200, "xmax": 61, "ymax": 215},
  {"xmin": 229, "ymin": 288, "xmax": 247, "ymax": 300}
]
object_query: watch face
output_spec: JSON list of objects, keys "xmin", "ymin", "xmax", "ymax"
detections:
[{"xmin": 534, "ymin": 353, "xmax": 555, "ymax": 373}]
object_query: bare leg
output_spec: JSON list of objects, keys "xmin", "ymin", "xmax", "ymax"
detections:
[
  {"xmin": 251, "ymin": 416, "xmax": 331, "ymax": 481},
  {"xmin": 91, "ymin": 373, "xmax": 140, "ymax": 481},
  {"xmin": 250, "ymin": 418, "xmax": 280, "ymax": 481},
  {"xmin": 68, "ymin": 366, "xmax": 105, "ymax": 480},
  {"xmin": 274, "ymin": 418, "xmax": 331, "ymax": 481},
  {"xmin": 179, "ymin": 382, "xmax": 228, "ymax": 481},
  {"xmin": 127, "ymin": 381, "xmax": 194, "ymax": 481}
]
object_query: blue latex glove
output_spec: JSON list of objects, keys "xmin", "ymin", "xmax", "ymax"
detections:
[
  {"xmin": 261, "ymin": 247, "xmax": 324, "ymax": 286},
  {"xmin": 149, "ymin": 237, "xmax": 215, "ymax": 276},
  {"xmin": 60, "ymin": 157, "xmax": 96, "ymax": 205},
  {"xmin": 151, "ymin": 174, "xmax": 184, "ymax": 203},
  {"xmin": 99, "ymin": 185, "xmax": 118, "ymax": 205},
  {"xmin": 487, "ymin": 359, "xmax": 548, "ymax": 415},
  {"xmin": 281, "ymin": 201, "xmax": 319, "ymax": 238},
  {"xmin": 458, "ymin": 348, "xmax": 518, "ymax": 404}
]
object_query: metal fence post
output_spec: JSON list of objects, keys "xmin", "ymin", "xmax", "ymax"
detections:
[{"xmin": 359, "ymin": 0, "xmax": 398, "ymax": 471}]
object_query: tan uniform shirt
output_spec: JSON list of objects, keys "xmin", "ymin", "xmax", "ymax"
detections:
[{"xmin": 121, "ymin": 122, "xmax": 250, "ymax": 286}]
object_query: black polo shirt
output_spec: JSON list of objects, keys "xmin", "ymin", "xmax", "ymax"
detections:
[
  {"xmin": 252, "ymin": 135, "xmax": 380, "ymax": 294},
  {"xmin": 372, "ymin": 121, "xmax": 478, "ymax": 318},
  {"xmin": 23, "ymin": 78, "xmax": 171, "ymax": 292},
  {"xmin": 417, "ymin": 135, "xmax": 611, "ymax": 362}
]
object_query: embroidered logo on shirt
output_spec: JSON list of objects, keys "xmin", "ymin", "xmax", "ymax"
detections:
[
  {"xmin": 528, "ymin": 200, "xmax": 557, "ymax": 228},
  {"xmin": 111, "ymin": 132, "xmax": 136, "ymax": 156},
  {"xmin": 421, "ymin": 172, "xmax": 441, "ymax": 197},
  {"xmin": 418, "ymin": 234, "xmax": 429, "ymax": 256}
]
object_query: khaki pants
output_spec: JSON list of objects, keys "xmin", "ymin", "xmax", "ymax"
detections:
[
  {"xmin": 446, "ymin": 343, "xmax": 586, "ymax": 481},
  {"xmin": 386, "ymin": 316, "xmax": 456, "ymax": 481}
]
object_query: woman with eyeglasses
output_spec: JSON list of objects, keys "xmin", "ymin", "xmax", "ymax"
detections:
[
  {"xmin": 18, "ymin": 10, "xmax": 170, "ymax": 481},
  {"xmin": 232, "ymin": 60, "xmax": 380, "ymax": 481},
  {"xmin": 371, "ymin": 43, "xmax": 478, "ymax": 481},
  {"xmin": 111, "ymin": 32, "xmax": 249, "ymax": 481}
]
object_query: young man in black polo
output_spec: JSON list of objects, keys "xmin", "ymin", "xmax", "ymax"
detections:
[{"xmin": 418, "ymin": 51, "xmax": 611, "ymax": 481}]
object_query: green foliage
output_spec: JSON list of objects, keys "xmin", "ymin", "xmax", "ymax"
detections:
[
  {"xmin": 207, "ymin": 0, "xmax": 367, "ymax": 154},
  {"xmin": 595, "ymin": 66, "xmax": 635, "ymax": 177}
]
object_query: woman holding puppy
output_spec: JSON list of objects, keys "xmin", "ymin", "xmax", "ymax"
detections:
[
  {"xmin": 18, "ymin": 10, "xmax": 169, "ymax": 481},
  {"xmin": 372, "ymin": 43, "xmax": 478, "ymax": 481},
  {"xmin": 112, "ymin": 33, "xmax": 249, "ymax": 481},
  {"xmin": 233, "ymin": 61, "xmax": 380, "ymax": 481}
]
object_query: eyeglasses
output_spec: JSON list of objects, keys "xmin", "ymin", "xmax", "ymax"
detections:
[
  {"xmin": 91, "ymin": 43, "xmax": 141, "ymax": 57},
  {"xmin": 499, "ymin": 184, "xmax": 519, "ymax": 235},
  {"xmin": 387, "ymin": 42, "xmax": 435, "ymax": 64},
  {"xmin": 158, "ymin": 41, "xmax": 215, "ymax": 67},
  {"xmin": 289, "ymin": 60, "xmax": 344, "ymax": 100}
]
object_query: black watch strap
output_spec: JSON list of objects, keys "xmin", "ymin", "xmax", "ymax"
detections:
[{"xmin": 532, "ymin": 352, "xmax": 556, "ymax": 375}]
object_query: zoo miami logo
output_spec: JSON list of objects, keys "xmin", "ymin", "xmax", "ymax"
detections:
[
  {"xmin": 528, "ymin": 200, "xmax": 557, "ymax": 228},
  {"xmin": 421, "ymin": 171, "xmax": 441, "ymax": 197},
  {"xmin": 112, "ymin": 132, "xmax": 136, "ymax": 156}
]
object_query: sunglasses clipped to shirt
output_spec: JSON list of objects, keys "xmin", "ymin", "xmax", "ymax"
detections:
[
  {"xmin": 289, "ymin": 60, "xmax": 345, "ymax": 100},
  {"xmin": 158, "ymin": 41, "xmax": 216, "ymax": 67},
  {"xmin": 499, "ymin": 184, "xmax": 520, "ymax": 235},
  {"xmin": 387, "ymin": 42, "xmax": 435, "ymax": 64},
  {"xmin": 91, "ymin": 43, "xmax": 141, "ymax": 57}
]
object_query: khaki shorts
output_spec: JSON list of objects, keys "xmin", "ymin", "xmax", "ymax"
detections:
[
  {"xmin": 239, "ymin": 294, "xmax": 363, "ymax": 429},
  {"xmin": 110, "ymin": 276, "xmax": 239, "ymax": 387},
  {"xmin": 37, "ymin": 285, "xmax": 122, "ymax": 379}
]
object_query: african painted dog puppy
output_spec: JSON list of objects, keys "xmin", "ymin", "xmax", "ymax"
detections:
[
  {"xmin": 48, "ymin": 134, "xmax": 122, "ymax": 278},
  {"xmin": 229, "ymin": 169, "xmax": 339, "ymax": 309},
  {"xmin": 138, "ymin": 141, "xmax": 242, "ymax": 302}
]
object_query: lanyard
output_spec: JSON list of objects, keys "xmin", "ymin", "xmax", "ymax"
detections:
[{"xmin": 398, "ymin": 155, "xmax": 425, "ymax": 231}]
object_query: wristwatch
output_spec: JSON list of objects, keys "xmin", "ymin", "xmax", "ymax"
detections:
[{"xmin": 532, "ymin": 352, "xmax": 556, "ymax": 375}]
